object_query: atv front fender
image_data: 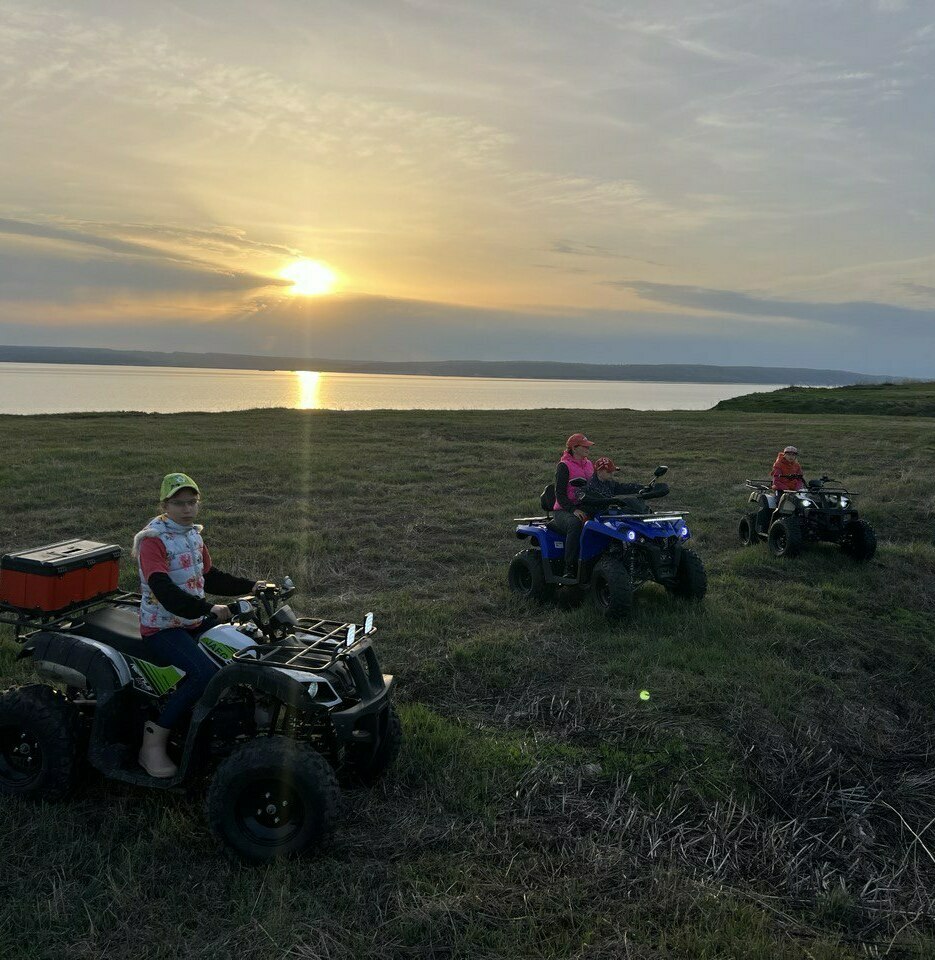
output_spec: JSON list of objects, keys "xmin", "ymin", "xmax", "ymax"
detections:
[{"xmin": 580, "ymin": 520, "xmax": 633, "ymax": 561}]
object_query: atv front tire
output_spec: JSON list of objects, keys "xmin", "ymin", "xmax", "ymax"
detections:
[
  {"xmin": 738, "ymin": 515, "xmax": 758, "ymax": 546},
  {"xmin": 206, "ymin": 736, "xmax": 340, "ymax": 865},
  {"xmin": 591, "ymin": 556, "xmax": 634, "ymax": 620},
  {"xmin": 768, "ymin": 517, "xmax": 802, "ymax": 558},
  {"xmin": 0, "ymin": 684, "xmax": 82, "ymax": 800},
  {"xmin": 669, "ymin": 548, "xmax": 707, "ymax": 601},
  {"xmin": 841, "ymin": 519, "xmax": 877, "ymax": 562},
  {"xmin": 346, "ymin": 704, "xmax": 402, "ymax": 785},
  {"xmin": 508, "ymin": 548, "xmax": 554, "ymax": 602}
]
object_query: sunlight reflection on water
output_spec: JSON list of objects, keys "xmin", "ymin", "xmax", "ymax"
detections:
[{"xmin": 0, "ymin": 363, "xmax": 786, "ymax": 414}]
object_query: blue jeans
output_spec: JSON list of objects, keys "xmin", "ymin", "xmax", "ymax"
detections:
[{"xmin": 145, "ymin": 627, "xmax": 219, "ymax": 729}]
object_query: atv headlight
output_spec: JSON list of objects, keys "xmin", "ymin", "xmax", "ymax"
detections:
[
  {"xmin": 839, "ymin": 497, "xmax": 849, "ymax": 509},
  {"xmin": 800, "ymin": 498, "xmax": 813, "ymax": 508},
  {"xmin": 679, "ymin": 526, "xmax": 690, "ymax": 539},
  {"xmin": 626, "ymin": 530, "xmax": 637, "ymax": 542}
]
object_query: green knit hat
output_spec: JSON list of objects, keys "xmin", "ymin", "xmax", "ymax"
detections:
[{"xmin": 160, "ymin": 472, "xmax": 200, "ymax": 501}]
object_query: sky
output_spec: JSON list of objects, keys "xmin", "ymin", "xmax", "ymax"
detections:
[{"xmin": 1, "ymin": 0, "xmax": 934, "ymax": 376}]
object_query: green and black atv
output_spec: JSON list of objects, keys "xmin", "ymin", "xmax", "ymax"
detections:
[
  {"xmin": 740, "ymin": 476, "xmax": 877, "ymax": 561},
  {"xmin": 0, "ymin": 570, "xmax": 400, "ymax": 864}
]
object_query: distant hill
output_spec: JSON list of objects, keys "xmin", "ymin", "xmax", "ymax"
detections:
[
  {"xmin": 714, "ymin": 381, "xmax": 935, "ymax": 416},
  {"xmin": 0, "ymin": 344, "xmax": 900, "ymax": 386}
]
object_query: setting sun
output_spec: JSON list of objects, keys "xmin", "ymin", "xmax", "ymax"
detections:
[{"xmin": 280, "ymin": 259, "xmax": 338, "ymax": 296}]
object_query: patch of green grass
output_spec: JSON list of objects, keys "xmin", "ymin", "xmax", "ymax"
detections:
[{"xmin": 715, "ymin": 379, "xmax": 935, "ymax": 416}]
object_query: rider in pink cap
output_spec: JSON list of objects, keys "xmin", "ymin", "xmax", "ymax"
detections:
[{"xmin": 551, "ymin": 433, "xmax": 596, "ymax": 578}]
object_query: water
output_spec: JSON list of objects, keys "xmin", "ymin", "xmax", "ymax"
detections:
[{"xmin": 0, "ymin": 362, "xmax": 785, "ymax": 414}]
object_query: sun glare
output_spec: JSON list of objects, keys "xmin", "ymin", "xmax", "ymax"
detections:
[
  {"xmin": 281, "ymin": 259, "xmax": 337, "ymax": 296},
  {"xmin": 296, "ymin": 370, "xmax": 321, "ymax": 409}
]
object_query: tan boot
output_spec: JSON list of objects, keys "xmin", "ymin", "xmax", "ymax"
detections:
[{"xmin": 138, "ymin": 721, "xmax": 178, "ymax": 778}]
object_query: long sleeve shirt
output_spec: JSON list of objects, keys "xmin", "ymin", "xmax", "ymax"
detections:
[{"xmin": 138, "ymin": 537, "xmax": 255, "ymax": 625}]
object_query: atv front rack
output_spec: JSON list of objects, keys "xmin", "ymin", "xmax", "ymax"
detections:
[
  {"xmin": 746, "ymin": 479, "xmax": 853, "ymax": 496},
  {"xmin": 233, "ymin": 615, "xmax": 376, "ymax": 674}
]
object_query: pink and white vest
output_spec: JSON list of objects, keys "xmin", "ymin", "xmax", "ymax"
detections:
[
  {"xmin": 137, "ymin": 516, "xmax": 206, "ymax": 632},
  {"xmin": 554, "ymin": 451, "xmax": 595, "ymax": 510}
]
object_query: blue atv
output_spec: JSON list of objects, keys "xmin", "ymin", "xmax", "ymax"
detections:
[{"xmin": 508, "ymin": 466, "xmax": 707, "ymax": 619}]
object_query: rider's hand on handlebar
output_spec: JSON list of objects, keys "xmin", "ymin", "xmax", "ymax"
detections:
[
  {"xmin": 210, "ymin": 603, "xmax": 233, "ymax": 623},
  {"xmin": 250, "ymin": 580, "xmax": 266, "ymax": 595},
  {"xmin": 574, "ymin": 509, "xmax": 588, "ymax": 521}
]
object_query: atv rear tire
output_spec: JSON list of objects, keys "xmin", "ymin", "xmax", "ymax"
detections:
[
  {"xmin": 768, "ymin": 517, "xmax": 802, "ymax": 558},
  {"xmin": 591, "ymin": 556, "xmax": 633, "ymax": 620},
  {"xmin": 738, "ymin": 515, "xmax": 758, "ymax": 546},
  {"xmin": 0, "ymin": 684, "xmax": 82, "ymax": 801},
  {"xmin": 206, "ymin": 736, "xmax": 340, "ymax": 865},
  {"xmin": 346, "ymin": 704, "xmax": 402, "ymax": 785},
  {"xmin": 669, "ymin": 548, "xmax": 707, "ymax": 601},
  {"xmin": 508, "ymin": 548, "xmax": 554, "ymax": 602},
  {"xmin": 841, "ymin": 519, "xmax": 877, "ymax": 562}
]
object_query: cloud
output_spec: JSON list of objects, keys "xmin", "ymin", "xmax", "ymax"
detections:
[
  {"xmin": 0, "ymin": 221, "xmax": 289, "ymax": 302},
  {"xmin": 612, "ymin": 280, "xmax": 935, "ymax": 334},
  {"xmin": 549, "ymin": 239, "xmax": 662, "ymax": 266},
  {"xmin": 1, "ymin": 289, "xmax": 930, "ymax": 377}
]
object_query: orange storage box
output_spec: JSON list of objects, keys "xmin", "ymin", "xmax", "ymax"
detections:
[{"xmin": 0, "ymin": 539, "xmax": 122, "ymax": 613}]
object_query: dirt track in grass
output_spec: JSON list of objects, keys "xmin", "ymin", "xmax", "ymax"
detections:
[{"xmin": 1, "ymin": 407, "xmax": 934, "ymax": 959}]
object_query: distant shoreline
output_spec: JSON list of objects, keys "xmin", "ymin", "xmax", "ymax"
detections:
[{"xmin": 0, "ymin": 345, "xmax": 901, "ymax": 387}]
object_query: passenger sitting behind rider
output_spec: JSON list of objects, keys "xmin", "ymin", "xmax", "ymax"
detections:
[{"xmin": 133, "ymin": 472, "xmax": 262, "ymax": 778}]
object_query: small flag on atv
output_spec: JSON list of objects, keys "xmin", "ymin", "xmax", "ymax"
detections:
[
  {"xmin": 364, "ymin": 612, "xmax": 374, "ymax": 634},
  {"xmin": 346, "ymin": 624, "xmax": 357, "ymax": 646}
]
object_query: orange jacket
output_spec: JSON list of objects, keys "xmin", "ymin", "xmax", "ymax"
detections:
[{"xmin": 772, "ymin": 454, "xmax": 804, "ymax": 491}]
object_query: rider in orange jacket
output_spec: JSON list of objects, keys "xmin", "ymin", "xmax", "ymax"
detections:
[{"xmin": 772, "ymin": 445, "xmax": 806, "ymax": 493}]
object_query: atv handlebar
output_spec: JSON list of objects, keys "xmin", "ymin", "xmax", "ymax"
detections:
[
  {"xmin": 638, "ymin": 482, "xmax": 669, "ymax": 500},
  {"xmin": 198, "ymin": 578, "xmax": 294, "ymax": 631}
]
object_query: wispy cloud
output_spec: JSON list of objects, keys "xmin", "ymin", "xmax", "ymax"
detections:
[
  {"xmin": 549, "ymin": 240, "xmax": 662, "ymax": 266},
  {"xmin": 612, "ymin": 280, "xmax": 935, "ymax": 335},
  {"xmin": 0, "ymin": 218, "xmax": 289, "ymax": 299}
]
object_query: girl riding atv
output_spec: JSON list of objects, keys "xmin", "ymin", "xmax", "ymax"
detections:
[
  {"xmin": 772, "ymin": 445, "xmax": 806, "ymax": 494},
  {"xmin": 133, "ymin": 472, "xmax": 262, "ymax": 778},
  {"xmin": 750, "ymin": 445, "xmax": 806, "ymax": 532}
]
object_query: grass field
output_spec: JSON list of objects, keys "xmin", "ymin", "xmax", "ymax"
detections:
[
  {"xmin": 715, "ymin": 380, "xmax": 935, "ymax": 417},
  {"xmin": 1, "ymin": 406, "xmax": 934, "ymax": 959}
]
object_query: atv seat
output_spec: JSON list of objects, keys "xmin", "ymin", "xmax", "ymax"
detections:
[
  {"xmin": 537, "ymin": 482, "xmax": 563, "ymax": 531},
  {"xmin": 76, "ymin": 605, "xmax": 179, "ymax": 665}
]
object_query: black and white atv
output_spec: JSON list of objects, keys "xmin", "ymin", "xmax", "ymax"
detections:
[
  {"xmin": 740, "ymin": 476, "xmax": 877, "ymax": 561},
  {"xmin": 0, "ymin": 579, "xmax": 401, "ymax": 863}
]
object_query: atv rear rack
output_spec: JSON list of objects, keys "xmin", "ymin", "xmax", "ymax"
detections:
[
  {"xmin": 0, "ymin": 592, "xmax": 139, "ymax": 637},
  {"xmin": 233, "ymin": 615, "xmax": 376, "ymax": 674}
]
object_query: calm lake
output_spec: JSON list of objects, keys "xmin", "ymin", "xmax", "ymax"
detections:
[{"xmin": 0, "ymin": 362, "xmax": 785, "ymax": 414}]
